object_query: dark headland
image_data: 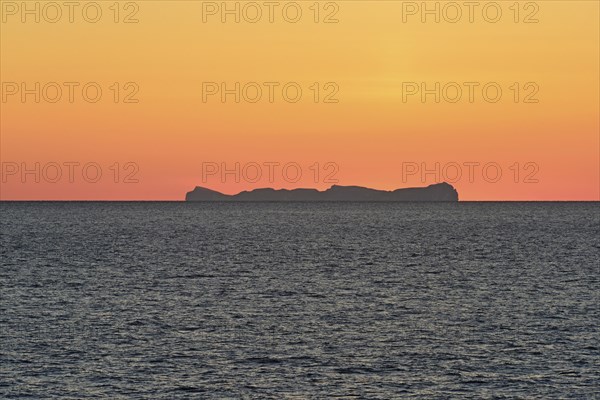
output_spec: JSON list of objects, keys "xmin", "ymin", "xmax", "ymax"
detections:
[{"xmin": 186, "ymin": 182, "xmax": 458, "ymax": 202}]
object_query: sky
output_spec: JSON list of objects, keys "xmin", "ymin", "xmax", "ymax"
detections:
[{"xmin": 1, "ymin": 0, "xmax": 599, "ymax": 200}]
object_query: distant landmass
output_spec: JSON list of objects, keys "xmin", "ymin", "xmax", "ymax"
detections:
[{"xmin": 186, "ymin": 183, "xmax": 459, "ymax": 202}]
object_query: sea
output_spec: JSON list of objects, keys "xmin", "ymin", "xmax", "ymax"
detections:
[{"xmin": 1, "ymin": 202, "xmax": 598, "ymax": 399}]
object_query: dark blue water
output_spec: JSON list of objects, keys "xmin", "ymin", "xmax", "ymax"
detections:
[{"xmin": 1, "ymin": 202, "xmax": 599, "ymax": 398}]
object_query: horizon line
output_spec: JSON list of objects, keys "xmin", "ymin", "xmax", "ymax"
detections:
[{"xmin": 1, "ymin": 200, "xmax": 599, "ymax": 203}]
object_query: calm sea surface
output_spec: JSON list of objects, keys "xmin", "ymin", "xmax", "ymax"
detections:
[{"xmin": 1, "ymin": 202, "xmax": 599, "ymax": 399}]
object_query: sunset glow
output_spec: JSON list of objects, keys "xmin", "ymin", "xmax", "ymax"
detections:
[{"xmin": 1, "ymin": 1, "xmax": 598, "ymax": 200}]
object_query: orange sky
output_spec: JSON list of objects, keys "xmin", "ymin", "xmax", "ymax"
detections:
[{"xmin": 1, "ymin": 0, "xmax": 599, "ymax": 200}]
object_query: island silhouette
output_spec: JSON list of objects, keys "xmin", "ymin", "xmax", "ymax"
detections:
[{"xmin": 186, "ymin": 182, "xmax": 458, "ymax": 202}]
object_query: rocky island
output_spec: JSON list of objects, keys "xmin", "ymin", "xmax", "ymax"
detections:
[{"xmin": 185, "ymin": 182, "xmax": 459, "ymax": 202}]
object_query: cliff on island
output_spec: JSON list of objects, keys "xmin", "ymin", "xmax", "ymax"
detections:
[{"xmin": 185, "ymin": 183, "xmax": 459, "ymax": 202}]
